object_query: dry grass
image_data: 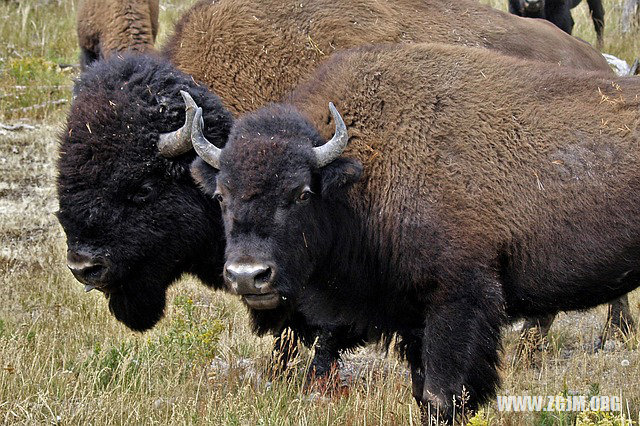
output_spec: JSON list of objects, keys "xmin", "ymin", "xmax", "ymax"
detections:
[{"xmin": 0, "ymin": 0, "xmax": 639, "ymax": 424}]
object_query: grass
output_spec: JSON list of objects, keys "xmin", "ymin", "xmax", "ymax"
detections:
[{"xmin": 0, "ymin": 0, "xmax": 639, "ymax": 424}]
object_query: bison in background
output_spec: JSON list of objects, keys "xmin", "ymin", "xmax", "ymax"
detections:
[
  {"xmin": 58, "ymin": 0, "xmax": 620, "ymax": 383},
  {"xmin": 190, "ymin": 42, "xmax": 640, "ymax": 421},
  {"xmin": 509, "ymin": 0, "xmax": 604, "ymax": 47},
  {"xmin": 165, "ymin": 0, "xmax": 611, "ymax": 116},
  {"xmin": 76, "ymin": 0, "xmax": 159, "ymax": 70}
]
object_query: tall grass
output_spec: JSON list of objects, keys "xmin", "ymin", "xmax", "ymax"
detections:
[{"xmin": 0, "ymin": 0, "xmax": 639, "ymax": 424}]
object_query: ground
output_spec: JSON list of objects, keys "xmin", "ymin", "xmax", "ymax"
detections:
[{"xmin": 0, "ymin": 0, "xmax": 638, "ymax": 424}]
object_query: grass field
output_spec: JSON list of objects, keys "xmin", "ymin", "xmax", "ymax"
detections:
[{"xmin": 1, "ymin": 0, "xmax": 639, "ymax": 424}]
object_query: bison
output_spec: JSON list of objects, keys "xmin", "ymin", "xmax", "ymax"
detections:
[
  {"xmin": 76, "ymin": 0, "xmax": 159, "ymax": 70},
  {"xmin": 58, "ymin": 0, "xmax": 619, "ymax": 381},
  {"xmin": 165, "ymin": 0, "xmax": 610, "ymax": 117},
  {"xmin": 508, "ymin": 0, "xmax": 604, "ymax": 48},
  {"xmin": 189, "ymin": 42, "xmax": 640, "ymax": 421}
]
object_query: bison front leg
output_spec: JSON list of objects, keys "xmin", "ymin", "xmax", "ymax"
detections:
[
  {"xmin": 607, "ymin": 294, "xmax": 636, "ymax": 335},
  {"xmin": 585, "ymin": 0, "xmax": 605, "ymax": 47},
  {"xmin": 304, "ymin": 329, "xmax": 345, "ymax": 395},
  {"xmin": 596, "ymin": 295, "xmax": 637, "ymax": 349},
  {"xmin": 268, "ymin": 327, "xmax": 300, "ymax": 378},
  {"xmin": 514, "ymin": 313, "xmax": 554, "ymax": 366},
  {"xmin": 416, "ymin": 270, "xmax": 505, "ymax": 424}
]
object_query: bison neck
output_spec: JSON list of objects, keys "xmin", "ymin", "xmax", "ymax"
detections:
[{"xmin": 298, "ymin": 199, "xmax": 429, "ymax": 340}]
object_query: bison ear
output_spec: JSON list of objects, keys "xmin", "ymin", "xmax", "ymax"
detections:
[
  {"xmin": 319, "ymin": 157, "xmax": 362, "ymax": 197},
  {"xmin": 190, "ymin": 157, "xmax": 219, "ymax": 198}
]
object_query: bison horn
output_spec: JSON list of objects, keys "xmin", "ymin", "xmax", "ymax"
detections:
[
  {"xmin": 313, "ymin": 102, "xmax": 349, "ymax": 167},
  {"xmin": 191, "ymin": 106, "xmax": 222, "ymax": 169},
  {"xmin": 157, "ymin": 90, "xmax": 197, "ymax": 157}
]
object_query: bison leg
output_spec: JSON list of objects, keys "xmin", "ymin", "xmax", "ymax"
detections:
[
  {"xmin": 546, "ymin": 0, "xmax": 575, "ymax": 34},
  {"xmin": 585, "ymin": 0, "xmax": 605, "ymax": 47},
  {"xmin": 520, "ymin": 314, "xmax": 554, "ymax": 341},
  {"xmin": 514, "ymin": 313, "xmax": 554, "ymax": 366},
  {"xmin": 608, "ymin": 294, "xmax": 636, "ymax": 335},
  {"xmin": 398, "ymin": 330, "xmax": 432, "ymax": 422},
  {"xmin": 596, "ymin": 295, "xmax": 636, "ymax": 349},
  {"xmin": 307, "ymin": 329, "xmax": 341, "ymax": 379},
  {"xmin": 416, "ymin": 270, "xmax": 505, "ymax": 423},
  {"xmin": 302, "ymin": 329, "xmax": 347, "ymax": 395},
  {"xmin": 268, "ymin": 327, "xmax": 300, "ymax": 378},
  {"xmin": 508, "ymin": 0, "xmax": 524, "ymax": 15}
]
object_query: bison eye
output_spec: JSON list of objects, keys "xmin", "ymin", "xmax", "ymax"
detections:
[
  {"xmin": 214, "ymin": 193, "xmax": 224, "ymax": 203},
  {"xmin": 130, "ymin": 183, "xmax": 155, "ymax": 204},
  {"xmin": 296, "ymin": 189, "xmax": 313, "ymax": 204}
]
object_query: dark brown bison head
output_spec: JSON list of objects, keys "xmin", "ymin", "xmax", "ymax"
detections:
[
  {"xmin": 190, "ymin": 102, "xmax": 362, "ymax": 310},
  {"xmin": 57, "ymin": 54, "xmax": 232, "ymax": 331},
  {"xmin": 510, "ymin": 0, "xmax": 545, "ymax": 16},
  {"xmin": 520, "ymin": 0, "xmax": 545, "ymax": 14}
]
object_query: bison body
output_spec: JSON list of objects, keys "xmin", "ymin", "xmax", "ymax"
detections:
[
  {"xmin": 190, "ymin": 43, "xmax": 640, "ymax": 420},
  {"xmin": 165, "ymin": 0, "xmax": 610, "ymax": 116},
  {"xmin": 77, "ymin": 0, "xmax": 159, "ymax": 69}
]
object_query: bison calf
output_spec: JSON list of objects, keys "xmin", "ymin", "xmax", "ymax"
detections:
[{"xmin": 191, "ymin": 43, "xmax": 640, "ymax": 421}]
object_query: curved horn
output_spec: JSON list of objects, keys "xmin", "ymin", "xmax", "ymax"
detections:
[
  {"xmin": 191, "ymin": 107, "xmax": 222, "ymax": 169},
  {"xmin": 313, "ymin": 102, "xmax": 349, "ymax": 167},
  {"xmin": 157, "ymin": 90, "xmax": 197, "ymax": 157}
]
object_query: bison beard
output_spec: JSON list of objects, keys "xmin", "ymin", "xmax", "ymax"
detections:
[
  {"xmin": 191, "ymin": 43, "xmax": 640, "ymax": 421},
  {"xmin": 108, "ymin": 287, "xmax": 166, "ymax": 332}
]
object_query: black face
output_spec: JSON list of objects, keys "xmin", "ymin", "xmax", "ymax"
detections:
[
  {"xmin": 191, "ymin": 105, "xmax": 362, "ymax": 311},
  {"xmin": 57, "ymin": 55, "xmax": 232, "ymax": 331},
  {"xmin": 520, "ymin": 0, "xmax": 544, "ymax": 15}
]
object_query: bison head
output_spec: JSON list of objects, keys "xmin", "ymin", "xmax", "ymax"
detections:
[
  {"xmin": 190, "ymin": 102, "xmax": 362, "ymax": 311},
  {"xmin": 57, "ymin": 54, "xmax": 232, "ymax": 331},
  {"xmin": 516, "ymin": 0, "xmax": 545, "ymax": 16}
]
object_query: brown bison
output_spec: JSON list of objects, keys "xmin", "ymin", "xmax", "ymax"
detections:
[
  {"xmin": 59, "ymin": 0, "xmax": 618, "ymax": 380},
  {"xmin": 165, "ymin": 0, "xmax": 611, "ymax": 116},
  {"xmin": 189, "ymin": 42, "xmax": 640, "ymax": 421},
  {"xmin": 76, "ymin": 0, "xmax": 159, "ymax": 69}
]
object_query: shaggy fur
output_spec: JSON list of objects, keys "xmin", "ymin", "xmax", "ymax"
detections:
[
  {"xmin": 509, "ymin": 0, "xmax": 605, "ymax": 47},
  {"xmin": 76, "ymin": 0, "xmax": 159, "ymax": 69},
  {"xmin": 164, "ymin": 0, "xmax": 610, "ymax": 115},
  {"xmin": 57, "ymin": 55, "xmax": 232, "ymax": 330},
  {"xmin": 193, "ymin": 43, "xmax": 640, "ymax": 420},
  {"xmin": 57, "ymin": 54, "xmax": 341, "ymax": 373},
  {"xmin": 61, "ymin": 0, "xmax": 614, "ymax": 381}
]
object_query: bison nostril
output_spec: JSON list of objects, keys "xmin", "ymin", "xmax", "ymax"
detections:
[
  {"xmin": 83, "ymin": 264, "xmax": 106, "ymax": 280},
  {"xmin": 254, "ymin": 267, "xmax": 273, "ymax": 284},
  {"xmin": 67, "ymin": 249, "xmax": 110, "ymax": 284}
]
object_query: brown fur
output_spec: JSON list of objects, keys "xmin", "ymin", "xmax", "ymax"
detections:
[
  {"xmin": 77, "ymin": 0, "xmax": 158, "ymax": 68},
  {"xmin": 164, "ymin": 0, "xmax": 610, "ymax": 116},
  {"xmin": 203, "ymin": 42, "xmax": 640, "ymax": 418},
  {"xmin": 291, "ymin": 44, "xmax": 639, "ymax": 277}
]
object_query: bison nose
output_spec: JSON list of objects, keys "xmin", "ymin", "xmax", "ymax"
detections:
[
  {"xmin": 66, "ymin": 249, "xmax": 110, "ymax": 288},
  {"xmin": 224, "ymin": 261, "xmax": 275, "ymax": 295}
]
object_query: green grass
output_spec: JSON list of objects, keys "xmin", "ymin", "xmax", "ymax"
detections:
[{"xmin": 1, "ymin": 0, "xmax": 639, "ymax": 424}]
